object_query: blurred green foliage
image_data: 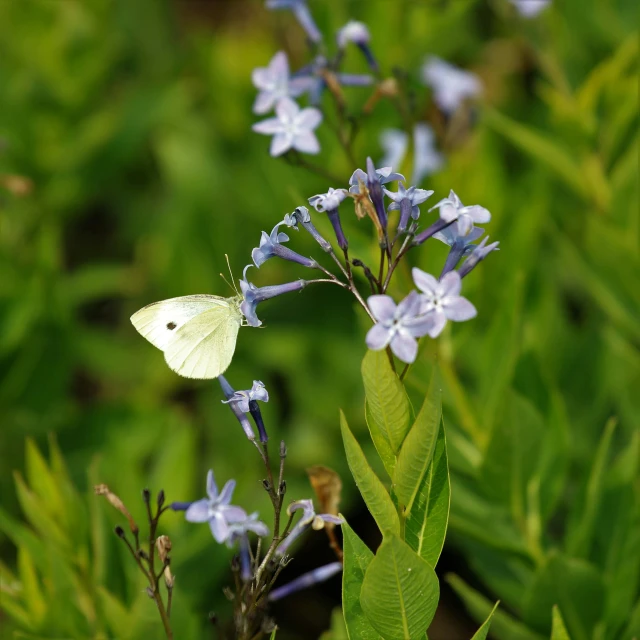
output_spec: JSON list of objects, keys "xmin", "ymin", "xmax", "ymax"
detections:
[{"xmin": 0, "ymin": 0, "xmax": 638, "ymax": 638}]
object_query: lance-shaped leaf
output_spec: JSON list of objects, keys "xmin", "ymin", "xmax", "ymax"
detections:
[
  {"xmin": 471, "ymin": 601, "xmax": 500, "ymax": 640},
  {"xmin": 394, "ymin": 371, "xmax": 442, "ymax": 512},
  {"xmin": 362, "ymin": 350, "xmax": 411, "ymax": 459},
  {"xmin": 342, "ymin": 521, "xmax": 381, "ymax": 640},
  {"xmin": 403, "ymin": 416, "xmax": 450, "ymax": 568},
  {"xmin": 360, "ymin": 534, "xmax": 439, "ymax": 639},
  {"xmin": 551, "ymin": 606, "xmax": 571, "ymax": 640},
  {"xmin": 340, "ymin": 411, "xmax": 400, "ymax": 536}
]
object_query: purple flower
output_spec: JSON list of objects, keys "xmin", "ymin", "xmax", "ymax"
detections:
[
  {"xmin": 349, "ymin": 163, "xmax": 405, "ymax": 195},
  {"xmin": 384, "ymin": 183, "xmax": 434, "ymax": 234},
  {"xmin": 284, "ymin": 206, "xmax": 332, "ymax": 252},
  {"xmin": 434, "ymin": 224, "xmax": 485, "ymax": 276},
  {"xmin": 253, "ymin": 98, "xmax": 322, "ymax": 157},
  {"xmin": 222, "ymin": 380, "xmax": 269, "ymax": 413},
  {"xmin": 265, "ymin": 0, "xmax": 322, "ymax": 43},
  {"xmin": 269, "ymin": 562, "xmax": 343, "ymax": 602},
  {"xmin": 225, "ymin": 511, "xmax": 270, "ymax": 581},
  {"xmin": 184, "ymin": 470, "xmax": 247, "ymax": 543},
  {"xmin": 458, "ymin": 236, "xmax": 500, "ymax": 278},
  {"xmin": 429, "ymin": 189, "xmax": 491, "ymax": 237},
  {"xmin": 308, "ymin": 188, "xmax": 349, "ymax": 250},
  {"xmin": 365, "ymin": 291, "xmax": 434, "ymax": 363},
  {"xmin": 240, "ymin": 265, "xmax": 307, "ymax": 327},
  {"xmin": 422, "ymin": 56, "xmax": 482, "ymax": 114},
  {"xmin": 219, "ymin": 376, "xmax": 257, "ymax": 441},
  {"xmin": 510, "ymin": 0, "xmax": 550, "ymax": 17},
  {"xmin": 252, "ymin": 222, "xmax": 318, "ymax": 268},
  {"xmin": 252, "ymin": 52, "xmax": 315, "ymax": 115},
  {"xmin": 336, "ymin": 21, "xmax": 378, "ymax": 71},
  {"xmin": 412, "ymin": 123, "xmax": 444, "ymax": 183},
  {"xmin": 276, "ymin": 499, "xmax": 343, "ymax": 556},
  {"xmin": 412, "ymin": 269, "xmax": 476, "ymax": 338}
]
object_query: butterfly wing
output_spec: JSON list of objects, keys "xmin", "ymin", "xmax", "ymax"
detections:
[
  {"xmin": 164, "ymin": 305, "xmax": 241, "ymax": 379},
  {"xmin": 131, "ymin": 295, "xmax": 241, "ymax": 379}
]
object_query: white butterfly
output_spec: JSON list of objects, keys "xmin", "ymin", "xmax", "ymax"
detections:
[{"xmin": 130, "ymin": 293, "xmax": 244, "ymax": 379}]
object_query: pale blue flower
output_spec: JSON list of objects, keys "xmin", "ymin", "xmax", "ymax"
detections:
[
  {"xmin": 266, "ymin": 0, "xmax": 322, "ymax": 43},
  {"xmin": 269, "ymin": 562, "xmax": 343, "ymax": 601},
  {"xmin": 336, "ymin": 21, "xmax": 378, "ymax": 71},
  {"xmin": 365, "ymin": 291, "xmax": 434, "ymax": 363},
  {"xmin": 276, "ymin": 499, "xmax": 342, "ymax": 556},
  {"xmin": 240, "ymin": 265, "xmax": 307, "ymax": 327},
  {"xmin": 252, "ymin": 51, "xmax": 315, "ymax": 115},
  {"xmin": 458, "ymin": 236, "xmax": 500, "ymax": 278},
  {"xmin": 422, "ymin": 56, "xmax": 481, "ymax": 114},
  {"xmin": 308, "ymin": 189, "xmax": 349, "ymax": 250},
  {"xmin": 222, "ymin": 380, "xmax": 269, "ymax": 414},
  {"xmin": 225, "ymin": 511, "xmax": 269, "ymax": 581},
  {"xmin": 184, "ymin": 470, "xmax": 247, "ymax": 543},
  {"xmin": 510, "ymin": 0, "xmax": 550, "ymax": 17},
  {"xmin": 284, "ymin": 206, "xmax": 332, "ymax": 252},
  {"xmin": 429, "ymin": 189, "xmax": 491, "ymax": 236},
  {"xmin": 219, "ymin": 376, "xmax": 256, "ymax": 441},
  {"xmin": 253, "ymin": 98, "xmax": 322, "ymax": 156},
  {"xmin": 384, "ymin": 183, "xmax": 434, "ymax": 234},
  {"xmin": 412, "ymin": 269, "xmax": 476, "ymax": 338},
  {"xmin": 380, "ymin": 129, "xmax": 408, "ymax": 173},
  {"xmin": 252, "ymin": 222, "xmax": 318, "ymax": 268},
  {"xmin": 435, "ymin": 224, "xmax": 485, "ymax": 276}
]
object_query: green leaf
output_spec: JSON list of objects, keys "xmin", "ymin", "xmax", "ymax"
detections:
[
  {"xmin": 393, "ymin": 370, "xmax": 442, "ymax": 512},
  {"xmin": 550, "ymin": 606, "xmax": 571, "ymax": 640},
  {"xmin": 362, "ymin": 350, "xmax": 411, "ymax": 457},
  {"xmin": 522, "ymin": 554, "xmax": 604, "ymax": 640},
  {"xmin": 342, "ymin": 522, "xmax": 381, "ymax": 640},
  {"xmin": 360, "ymin": 534, "xmax": 439, "ymax": 639},
  {"xmin": 340, "ymin": 411, "xmax": 400, "ymax": 536},
  {"xmin": 365, "ymin": 402, "xmax": 397, "ymax": 478},
  {"xmin": 447, "ymin": 575, "xmax": 545, "ymax": 640},
  {"xmin": 403, "ymin": 416, "xmax": 450, "ymax": 568},
  {"xmin": 471, "ymin": 601, "xmax": 500, "ymax": 640},
  {"xmin": 483, "ymin": 108, "xmax": 588, "ymax": 200},
  {"xmin": 566, "ymin": 418, "xmax": 616, "ymax": 558},
  {"xmin": 17, "ymin": 547, "xmax": 46, "ymax": 627}
]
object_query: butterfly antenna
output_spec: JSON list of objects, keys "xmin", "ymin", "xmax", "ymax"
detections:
[{"xmin": 225, "ymin": 254, "xmax": 240, "ymax": 295}]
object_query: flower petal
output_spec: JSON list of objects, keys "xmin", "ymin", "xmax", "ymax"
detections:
[
  {"xmin": 250, "ymin": 380, "xmax": 269, "ymax": 403},
  {"xmin": 412, "ymin": 267, "xmax": 439, "ymax": 295},
  {"xmin": 396, "ymin": 290, "xmax": 421, "ymax": 318},
  {"xmin": 390, "ymin": 332, "xmax": 418, "ymax": 363},
  {"xmin": 457, "ymin": 214, "xmax": 474, "ymax": 236},
  {"xmin": 296, "ymin": 107, "xmax": 322, "ymax": 130},
  {"xmin": 251, "ymin": 67, "xmax": 272, "ymax": 90},
  {"xmin": 427, "ymin": 310, "xmax": 447, "ymax": 338},
  {"xmin": 218, "ymin": 479, "xmax": 236, "ymax": 505},
  {"xmin": 221, "ymin": 505, "xmax": 248, "ymax": 523},
  {"xmin": 367, "ymin": 295, "xmax": 397, "ymax": 322},
  {"xmin": 269, "ymin": 51, "xmax": 289, "ymax": 79},
  {"xmin": 252, "ymin": 117, "xmax": 283, "ymax": 135},
  {"xmin": 185, "ymin": 499, "xmax": 210, "ymax": 523},
  {"xmin": 210, "ymin": 512, "xmax": 230, "ymax": 543},
  {"xmin": 463, "ymin": 205, "xmax": 491, "ymax": 224},
  {"xmin": 253, "ymin": 91, "xmax": 275, "ymax": 115},
  {"xmin": 207, "ymin": 469, "xmax": 218, "ymax": 499},
  {"xmin": 276, "ymin": 97, "xmax": 299, "ymax": 121},
  {"xmin": 270, "ymin": 132, "xmax": 293, "ymax": 157},
  {"xmin": 439, "ymin": 271, "xmax": 461, "ymax": 297},
  {"xmin": 293, "ymin": 131, "xmax": 320, "ymax": 154},
  {"xmin": 366, "ymin": 323, "xmax": 392, "ymax": 351},
  {"xmin": 444, "ymin": 296, "xmax": 477, "ymax": 321}
]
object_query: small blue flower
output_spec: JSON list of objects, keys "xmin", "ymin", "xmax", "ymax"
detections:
[
  {"xmin": 458, "ymin": 236, "xmax": 500, "ymax": 278},
  {"xmin": 275, "ymin": 499, "xmax": 343, "ymax": 556},
  {"xmin": 365, "ymin": 291, "xmax": 434, "ymax": 363},
  {"xmin": 219, "ymin": 376, "xmax": 257, "ymax": 441},
  {"xmin": 252, "ymin": 222, "xmax": 318, "ymax": 268},
  {"xmin": 269, "ymin": 562, "xmax": 343, "ymax": 602},
  {"xmin": 222, "ymin": 380, "xmax": 269, "ymax": 413},
  {"xmin": 435, "ymin": 224, "xmax": 485, "ymax": 276},
  {"xmin": 422, "ymin": 56, "xmax": 482, "ymax": 115},
  {"xmin": 265, "ymin": 0, "xmax": 322, "ymax": 44},
  {"xmin": 225, "ymin": 511, "xmax": 270, "ymax": 581},
  {"xmin": 384, "ymin": 183, "xmax": 434, "ymax": 234},
  {"xmin": 284, "ymin": 206, "xmax": 332, "ymax": 252},
  {"xmin": 253, "ymin": 97, "xmax": 322, "ymax": 157},
  {"xmin": 412, "ymin": 269, "xmax": 477, "ymax": 337},
  {"xmin": 183, "ymin": 470, "xmax": 247, "ymax": 543},
  {"xmin": 510, "ymin": 0, "xmax": 550, "ymax": 18},
  {"xmin": 252, "ymin": 51, "xmax": 315, "ymax": 115},
  {"xmin": 240, "ymin": 265, "xmax": 307, "ymax": 327},
  {"xmin": 429, "ymin": 189, "xmax": 491, "ymax": 237},
  {"xmin": 308, "ymin": 188, "xmax": 349, "ymax": 250},
  {"xmin": 336, "ymin": 21, "xmax": 378, "ymax": 71}
]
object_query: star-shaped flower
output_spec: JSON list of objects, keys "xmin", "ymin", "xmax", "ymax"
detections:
[
  {"xmin": 222, "ymin": 380, "xmax": 269, "ymax": 414},
  {"xmin": 252, "ymin": 98, "xmax": 322, "ymax": 157},
  {"xmin": 251, "ymin": 51, "xmax": 314, "ymax": 115},
  {"xmin": 365, "ymin": 291, "xmax": 434, "ymax": 363},
  {"xmin": 308, "ymin": 187, "xmax": 348, "ymax": 212},
  {"xmin": 184, "ymin": 470, "xmax": 247, "ymax": 543},
  {"xmin": 422, "ymin": 56, "xmax": 481, "ymax": 114},
  {"xmin": 412, "ymin": 269, "xmax": 476, "ymax": 338},
  {"xmin": 384, "ymin": 183, "xmax": 434, "ymax": 233},
  {"xmin": 429, "ymin": 189, "xmax": 490, "ymax": 237}
]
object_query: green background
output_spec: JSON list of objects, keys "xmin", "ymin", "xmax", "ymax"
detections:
[{"xmin": 0, "ymin": 0, "xmax": 637, "ymax": 638}]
